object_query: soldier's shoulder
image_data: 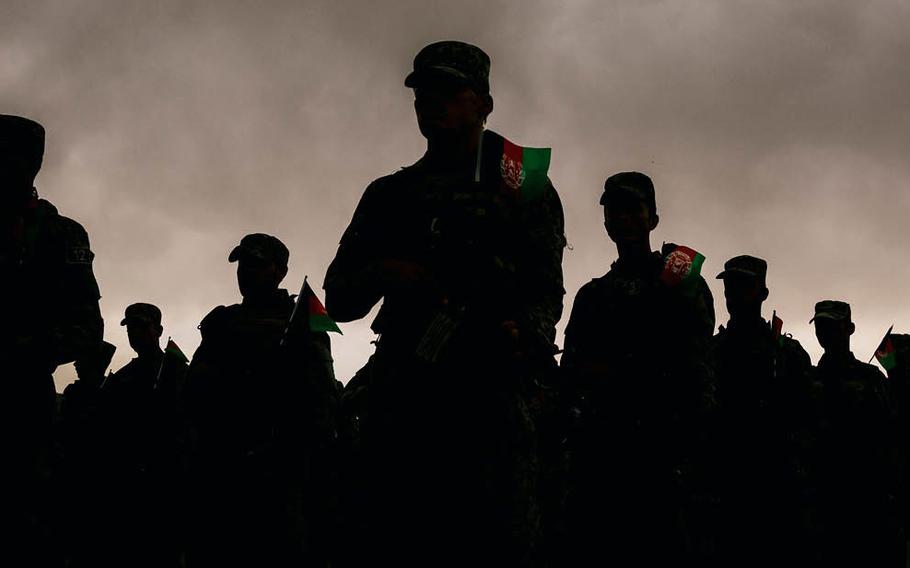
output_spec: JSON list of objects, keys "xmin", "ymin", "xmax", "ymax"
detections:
[
  {"xmin": 569, "ymin": 276, "xmax": 611, "ymax": 310},
  {"xmin": 199, "ymin": 304, "xmax": 242, "ymax": 332},
  {"xmin": 36, "ymin": 199, "xmax": 91, "ymax": 244},
  {"xmin": 854, "ymin": 359, "xmax": 886, "ymax": 381},
  {"xmin": 368, "ymin": 164, "xmax": 422, "ymax": 192},
  {"xmin": 781, "ymin": 335, "xmax": 810, "ymax": 357},
  {"xmin": 109, "ymin": 357, "xmax": 141, "ymax": 381},
  {"xmin": 578, "ymin": 275, "xmax": 611, "ymax": 296},
  {"xmin": 351, "ymin": 168, "xmax": 418, "ymax": 213}
]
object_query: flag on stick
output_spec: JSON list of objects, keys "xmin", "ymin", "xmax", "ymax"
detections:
[
  {"xmin": 872, "ymin": 325, "xmax": 897, "ymax": 372},
  {"xmin": 164, "ymin": 338, "xmax": 189, "ymax": 363},
  {"xmin": 478, "ymin": 130, "xmax": 551, "ymax": 202},
  {"xmin": 659, "ymin": 245, "xmax": 706, "ymax": 288},
  {"xmin": 303, "ymin": 280, "xmax": 342, "ymax": 334}
]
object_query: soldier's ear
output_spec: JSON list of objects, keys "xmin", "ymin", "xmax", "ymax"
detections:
[
  {"xmin": 277, "ymin": 264, "xmax": 289, "ymax": 283},
  {"xmin": 480, "ymin": 94, "xmax": 493, "ymax": 123},
  {"xmin": 649, "ymin": 213, "xmax": 660, "ymax": 231},
  {"xmin": 154, "ymin": 324, "xmax": 163, "ymax": 338},
  {"xmin": 847, "ymin": 321, "xmax": 856, "ymax": 336},
  {"xmin": 760, "ymin": 287, "xmax": 769, "ymax": 302}
]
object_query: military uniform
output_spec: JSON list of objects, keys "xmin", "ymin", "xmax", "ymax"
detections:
[
  {"xmin": 186, "ymin": 234, "xmax": 337, "ymax": 568},
  {"xmin": 560, "ymin": 173, "xmax": 715, "ymax": 566},
  {"xmin": 1, "ymin": 115, "xmax": 103, "ymax": 566},
  {"xmin": 811, "ymin": 301, "xmax": 897, "ymax": 566},
  {"xmin": 561, "ymin": 246, "xmax": 715, "ymax": 564},
  {"xmin": 89, "ymin": 304, "xmax": 188, "ymax": 567},
  {"xmin": 709, "ymin": 256, "xmax": 817, "ymax": 566},
  {"xmin": 324, "ymin": 42, "xmax": 565, "ymax": 566}
]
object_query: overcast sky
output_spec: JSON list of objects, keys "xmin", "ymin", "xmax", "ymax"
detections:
[{"xmin": 2, "ymin": 0, "xmax": 907, "ymax": 390}]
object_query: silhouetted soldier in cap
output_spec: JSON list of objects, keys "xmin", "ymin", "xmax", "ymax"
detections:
[
  {"xmin": 186, "ymin": 234, "xmax": 337, "ymax": 568},
  {"xmin": 710, "ymin": 255, "xmax": 817, "ymax": 566},
  {"xmin": 811, "ymin": 300, "xmax": 897, "ymax": 566},
  {"xmin": 324, "ymin": 40, "xmax": 565, "ymax": 566},
  {"xmin": 560, "ymin": 171, "xmax": 715, "ymax": 566},
  {"xmin": 88, "ymin": 303, "xmax": 187, "ymax": 567},
  {"xmin": 0, "ymin": 114, "xmax": 103, "ymax": 564}
]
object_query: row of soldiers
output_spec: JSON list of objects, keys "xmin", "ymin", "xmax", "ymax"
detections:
[{"xmin": 3, "ymin": 39, "xmax": 908, "ymax": 567}]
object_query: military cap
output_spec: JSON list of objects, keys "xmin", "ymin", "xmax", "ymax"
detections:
[
  {"xmin": 600, "ymin": 171, "xmax": 657, "ymax": 214},
  {"xmin": 0, "ymin": 114, "xmax": 45, "ymax": 178},
  {"xmin": 810, "ymin": 300, "xmax": 851, "ymax": 323},
  {"xmin": 120, "ymin": 303, "xmax": 162, "ymax": 327},
  {"xmin": 716, "ymin": 255, "xmax": 768, "ymax": 283},
  {"xmin": 404, "ymin": 40, "xmax": 491, "ymax": 94},
  {"xmin": 229, "ymin": 233, "xmax": 289, "ymax": 267}
]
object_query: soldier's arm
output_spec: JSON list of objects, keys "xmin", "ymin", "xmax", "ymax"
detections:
[
  {"xmin": 48, "ymin": 218, "xmax": 103, "ymax": 365},
  {"xmin": 324, "ymin": 179, "xmax": 389, "ymax": 322},
  {"xmin": 184, "ymin": 308, "xmax": 228, "ymax": 430},
  {"xmin": 560, "ymin": 281, "xmax": 605, "ymax": 394},
  {"xmin": 517, "ymin": 181, "xmax": 567, "ymax": 351},
  {"xmin": 680, "ymin": 276, "xmax": 717, "ymax": 411}
]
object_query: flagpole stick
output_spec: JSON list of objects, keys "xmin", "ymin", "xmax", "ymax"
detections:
[
  {"xmin": 153, "ymin": 336, "xmax": 169, "ymax": 391},
  {"xmin": 281, "ymin": 276, "xmax": 308, "ymax": 348}
]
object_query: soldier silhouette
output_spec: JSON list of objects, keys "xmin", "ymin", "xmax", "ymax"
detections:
[
  {"xmin": 91, "ymin": 303, "xmax": 187, "ymax": 567},
  {"xmin": 324, "ymin": 40, "xmax": 566, "ymax": 566},
  {"xmin": 1, "ymin": 114, "xmax": 103, "ymax": 566},
  {"xmin": 186, "ymin": 234, "xmax": 337, "ymax": 567},
  {"xmin": 560, "ymin": 172, "xmax": 715, "ymax": 566},
  {"xmin": 811, "ymin": 300, "xmax": 898, "ymax": 566},
  {"xmin": 710, "ymin": 255, "xmax": 818, "ymax": 566}
]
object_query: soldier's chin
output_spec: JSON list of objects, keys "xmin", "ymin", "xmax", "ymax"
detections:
[
  {"xmin": 608, "ymin": 231, "xmax": 644, "ymax": 245},
  {"xmin": 418, "ymin": 122, "xmax": 457, "ymax": 141}
]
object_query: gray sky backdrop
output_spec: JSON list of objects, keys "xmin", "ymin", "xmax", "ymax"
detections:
[{"xmin": 1, "ymin": 0, "xmax": 907, "ymax": 390}]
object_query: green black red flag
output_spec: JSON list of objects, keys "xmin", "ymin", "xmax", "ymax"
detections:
[{"xmin": 873, "ymin": 325, "xmax": 897, "ymax": 372}]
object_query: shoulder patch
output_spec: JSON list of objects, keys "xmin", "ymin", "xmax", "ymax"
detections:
[{"xmin": 65, "ymin": 246, "xmax": 94, "ymax": 265}]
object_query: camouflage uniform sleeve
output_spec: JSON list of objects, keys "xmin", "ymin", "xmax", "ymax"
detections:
[
  {"xmin": 323, "ymin": 179, "xmax": 389, "ymax": 322},
  {"xmin": 517, "ymin": 181, "xmax": 567, "ymax": 352},
  {"xmin": 690, "ymin": 276, "xmax": 716, "ymax": 339},
  {"xmin": 559, "ymin": 280, "xmax": 599, "ymax": 394},
  {"xmin": 49, "ymin": 217, "xmax": 103, "ymax": 365},
  {"xmin": 681, "ymin": 276, "xmax": 717, "ymax": 411},
  {"xmin": 184, "ymin": 306, "xmax": 228, "ymax": 429}
]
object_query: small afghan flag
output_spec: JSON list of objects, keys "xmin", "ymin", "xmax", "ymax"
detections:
[
  {"xmin": 479, "ymin": 130, "xmax": 551, "ymax": 202},
  {"xmin": 164, "ymin": 338, "xmax": 189, "ymax": 363},
  {"xmin": 659, "ymin": 245, "xmax": 706, "ymax": 289},
  {"xmin": 304, "ymin": 281, "xmax": 342, "ymax": 334},
  {"xmin": 771, "ymin": 311, "xmax": 784, "ymax": 346},
  {"xmin": 874, "ymin": 325, "xmax": 897, "ymax": 372}
]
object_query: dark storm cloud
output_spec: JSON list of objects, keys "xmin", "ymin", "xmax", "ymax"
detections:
[{"xmin": 1, "ymin": 0, "xmax": 906, "ymax": 387}]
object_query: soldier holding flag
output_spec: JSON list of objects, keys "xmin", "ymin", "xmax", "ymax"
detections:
[
  {"xmin": 95, "ymin": 302, "xmax": 188, "ymax": 567},
  {"xmin": 324, "ymin": 40, "xmax": 566, "ymax": 566},
  {"xmin": 560, "ymin": 172, "xmax": 715, "ymax": 566},
  {"xmin": 709, "ymin": 255, "xmax": 817, "ymax": 566},
  {"xmin": 811, "ymin": 300, "xmax": 899, "ymax": 566},
  {"xmin": 185, "ymin": 233, "xmax": 338, "ymax": 567}
]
